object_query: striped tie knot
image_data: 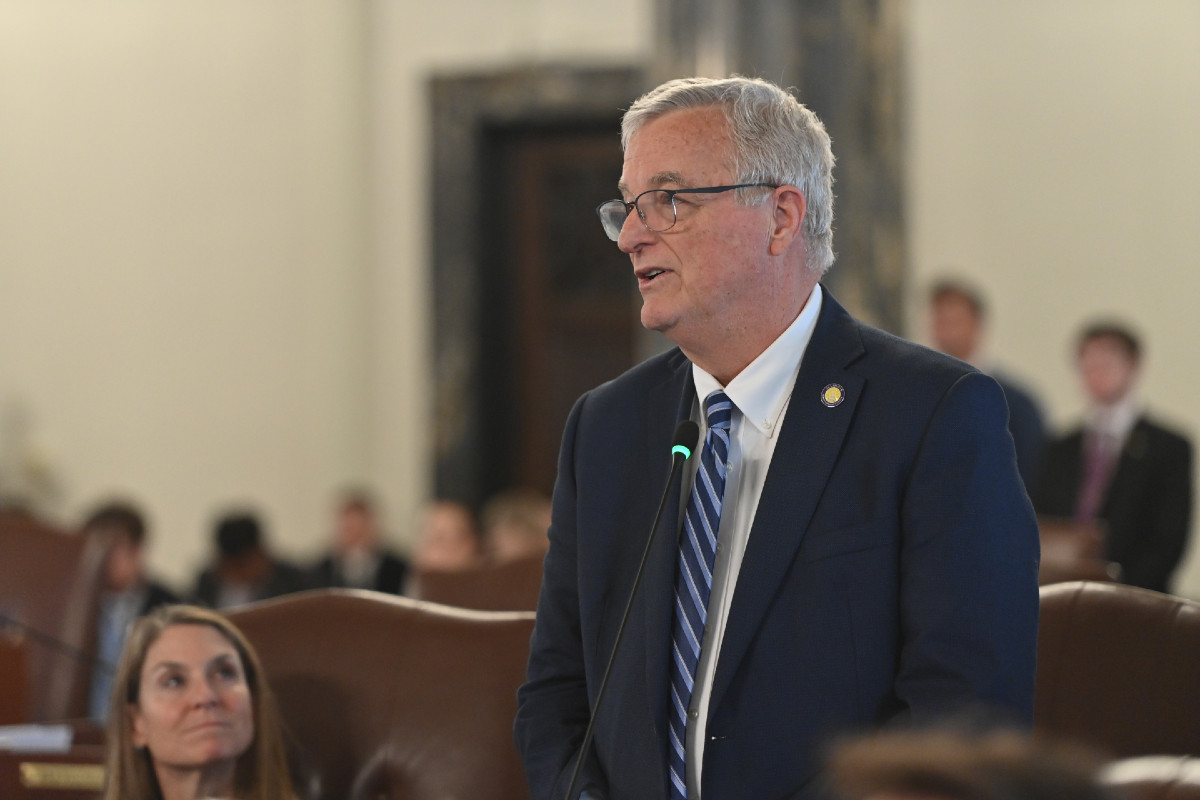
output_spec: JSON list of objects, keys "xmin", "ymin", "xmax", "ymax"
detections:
[{"xmin": 705, "ymin": 391, "xmax": 733, "ymax": 431}]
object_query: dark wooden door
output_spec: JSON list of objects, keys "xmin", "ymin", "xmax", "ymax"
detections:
[{"xmin": 478, "ymin": 123, "xmax": 638, "ymax": 499}]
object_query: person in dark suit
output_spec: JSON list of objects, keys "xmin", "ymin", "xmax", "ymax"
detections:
[
  {"xmin": 82, "ymin": 499, "xmax": 178, "ymax": 721},
  {"xmin": 310, "ymin": 489, "xmax": 409, "ymax": 594},
  {"xmin": 192, "ymin": 511, "xmax": 311, "ymax": 609},
  {"xmin": 927, "ymin": 278, "xmax": 1047, "ymax": 491},
  {"xmin": 514, "ymin": 76, "xmax": 1040, "ymax": 800},
  {"xmin": 1034, "ymin": 322, "xmax": 1193, "ymax": 593}
]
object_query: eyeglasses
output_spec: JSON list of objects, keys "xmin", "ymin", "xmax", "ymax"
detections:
[{"xmin": 595, "ymin": 183, "xmax": 779, "ymax": 242}]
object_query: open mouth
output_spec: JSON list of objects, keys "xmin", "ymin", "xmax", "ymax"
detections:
[{"xmin": 639, "ymin": 268, "xmax": 666, "ymax": 281}]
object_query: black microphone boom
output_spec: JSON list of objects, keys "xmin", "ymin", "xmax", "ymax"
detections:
[
  {"xmin": 0, "ymin": 610, "xmax": 116, "ymax": 674},
  {"xmin": 563, "ymin": 419, "xmax": 699, "ymax": 800}
]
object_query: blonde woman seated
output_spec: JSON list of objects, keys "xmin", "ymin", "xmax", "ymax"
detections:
[{"xmin": 102, "ymin": 604, "xmax": 296, "ymax": 800}]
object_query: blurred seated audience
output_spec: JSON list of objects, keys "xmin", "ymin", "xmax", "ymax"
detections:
[
  {"xmin": 192, "ymin": 511, "xmax": 309, "ymax": 609},
  {"xmin": 480, "ymin": 489, "xmax": 551, "ymax": 566},
  {"xmin": 101, "ymin": 604, "xmax": 297, "ymax": 800},
  {"xmin": 83, "ymin": 499, "xmax": 179, "ymax": 722},
  {"xmin": 826, "ymin": 727, "xmax": 1120, "ymax": 800},
  {"xmin": 409, "ymin": 500, "xmax": 481, "ymax": 577},
  {"xmin": 309, "ymin": 489, "xmax": 408, "ymax": 594}
]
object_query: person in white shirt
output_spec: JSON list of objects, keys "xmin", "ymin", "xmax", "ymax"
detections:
[{"xmin": 514, "ymin": 75, "xmax": 1039, "ymax": 800}]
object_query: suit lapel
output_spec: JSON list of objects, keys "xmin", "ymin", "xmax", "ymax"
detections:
[{"xmin": 708, "ymin": 294, "xmax": 866, "ymax": 710}]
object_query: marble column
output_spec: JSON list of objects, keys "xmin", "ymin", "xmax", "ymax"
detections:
[{"xmin": 652, "ymin": 0, "xmax": 907, "ymax": 331}]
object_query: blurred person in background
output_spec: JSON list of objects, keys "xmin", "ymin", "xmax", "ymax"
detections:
[
  {"xmin": 84, "ymin": 499, "xmax": 178, "ymax": 721},
  {"xmin": 928, "ymin": 278, "xmax": 1046, "ymax": 491},
  {"xmin": 310, "ymin": 488, "xmax": 408, "ymax": 594},
  {"xmin": 825, "ymin": 727, "xmax": 1120, "ymax": 800},
  {"xmin": 192, "ymin": 511, "xmax": 309, "ymax": 609},
  {"xmin": 480, "ymin": 489, "xmax": 551, "ymax": 566},
  {"xmin": 1034, "ymin": 321, "xmax": 1193, "ymax": 593},
  {"xmin": 410, "ymin": 500, "xmax": 481, "ymax": 571}
]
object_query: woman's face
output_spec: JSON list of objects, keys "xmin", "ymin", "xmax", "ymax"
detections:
[{"xmin": 129, "ymin": 624, "xmax": 255, "ymax": 774}]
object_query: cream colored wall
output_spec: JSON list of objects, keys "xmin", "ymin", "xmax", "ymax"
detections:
[
  {"xmin": 904, "ymin": 0, "xmax": 1200, "ymax": 596},
  {"xmin": 0, "ymin": 1, "xmax": 374, "ymax": 588},
  {"xmin": 0, "ymin": 0, "xmax": 650, "ymax": 589}
]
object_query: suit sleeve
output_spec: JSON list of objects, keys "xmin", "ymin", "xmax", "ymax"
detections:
[
  {"xmin": 895, "ymin": 371, "xmax": 1042, "ymax": 725},
  {"xmin": 514, "ymin": 393, "xmax": 609, "ymax": 800}
]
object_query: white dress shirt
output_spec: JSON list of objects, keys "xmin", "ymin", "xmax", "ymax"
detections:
[
  {"xmin": 683, "ymin": 285, "xmax": 823, "ymax": 797},
  {"xmin": 1086, "ymin": 392, "xmax": 1140, "ymax": 453}
]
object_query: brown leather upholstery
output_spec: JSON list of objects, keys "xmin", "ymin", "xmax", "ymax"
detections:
[
  {"xmin": 1103, "ymin": 756, "xmax": 1200, "ymax": 800},
  {"xmin": 1036, "ymin": 581, "xmax": 1200, "ymax": 758},
  {"xmin": 413, "ymin": 555, "xmax": 544, "ymax": 611},
  {"xmin": 0, "ymin": 512, "xmax": 108, "ymax": 721},
  {"xmin": 0, "ymin": 637, "xmax": 28, "ymax": 724},
  {"xmin": 1038, "ymin": 517, "xmax": 1120, "ymax": 585},
  {"xmin": 226, "ymin": 589, "xmax": 535, "ymax": 800}
]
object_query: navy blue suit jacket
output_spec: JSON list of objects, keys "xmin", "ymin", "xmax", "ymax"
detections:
[{"xmin": 515, "ymin": 292, "xmax": 1040, "ymax": 800}]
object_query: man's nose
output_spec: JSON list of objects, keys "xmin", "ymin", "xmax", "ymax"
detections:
[{"xmin": 617, "ymin": 209, "xmax": 655, "ymax": 253}]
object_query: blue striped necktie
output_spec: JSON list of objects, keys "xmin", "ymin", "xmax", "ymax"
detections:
[{"xmin": 668, "ymin": 389, "xmax": 733, "ymax": 800}]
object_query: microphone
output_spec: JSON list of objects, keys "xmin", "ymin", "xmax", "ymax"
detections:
[{"xmin": 563, "ymin": 419, "xmax": 699, "ymax": 800}]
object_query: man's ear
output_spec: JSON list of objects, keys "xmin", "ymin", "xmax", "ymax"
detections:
[{"xmin": 767, "ymin": 186, "xmax": 806, "ymax": 256}]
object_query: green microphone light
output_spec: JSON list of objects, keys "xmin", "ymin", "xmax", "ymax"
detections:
[{"xmin": 672, "ymin": 420, "xmax": 699, "ymax": 461}]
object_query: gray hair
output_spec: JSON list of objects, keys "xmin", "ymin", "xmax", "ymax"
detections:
[{"xmin": 621, "ymin": 76, "xmax": 836, "ymax": 275}]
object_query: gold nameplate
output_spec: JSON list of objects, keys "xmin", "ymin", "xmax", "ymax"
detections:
[{"xmin": 19, "ymin": 761, "xmax": 106, "ymax": 790}]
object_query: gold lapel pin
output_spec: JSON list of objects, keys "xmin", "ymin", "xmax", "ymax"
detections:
[{"xmin": 821, "ymin": 383, "xmax": 845, "ymax": 408}]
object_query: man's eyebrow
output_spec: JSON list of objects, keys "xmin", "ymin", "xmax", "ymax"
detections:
[
  {"xmin": 617, "ymin": 171, "xmax": 688, "ymax": 198},
  {"xmin": 648, "ymin": 171, "xmax": 686, "ymax": 188}
]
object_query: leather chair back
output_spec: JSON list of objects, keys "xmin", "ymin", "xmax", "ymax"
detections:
[
  {"xmin": 0, "ymin": 637, "xmax": 29, "ymax": 724},
  {"xmin": 1036, "ymin": 581, "xmax": 1200, "ymax": 758},
  {"xmin": 0, "ymin": 512, "xmax": 108, "ymax": 721},
  {"xmin": 413, "ymin": 555, "xmax": 544, "ymax": 612},
  {"xmin": 227, "ymin": 589, "xmax": 535, "ymax": 800},
  {"xmin": 1037, "ymin": 517, "xmax": 1120, "ymax": 584}
]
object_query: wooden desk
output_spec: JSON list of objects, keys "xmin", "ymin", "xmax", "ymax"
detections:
[
  {"xmin": 0, "ymin": 720, "xmax": 105, "ymax": 799},
  {"xmin": 0, "ymin": 637, "xmax": 29, "ymax": 724}
]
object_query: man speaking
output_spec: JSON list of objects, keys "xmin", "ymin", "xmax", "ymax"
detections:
[{"xmin": 514, "ymin": 75, "xmax": 1039, "ymax": 800}]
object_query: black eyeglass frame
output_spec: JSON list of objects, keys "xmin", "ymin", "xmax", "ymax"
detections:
[{"xmin": 595, "ymin": 183, "xmax": 780, "ymax": 241}]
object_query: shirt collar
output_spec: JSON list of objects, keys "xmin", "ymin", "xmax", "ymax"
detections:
[
  {"xmin": 692, "ymin": 284, "xmax": 823, "ymax": 438},
  {"xmin": 1087, "ymin": 391, "xmax": 1140, "ymax": 443}
]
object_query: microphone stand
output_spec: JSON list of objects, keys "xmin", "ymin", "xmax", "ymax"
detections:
[
  {"xmin": 0, "ymin": 611, "xmax": 115, "ymax": 675},
  {"xmin": 563, "ymin": 421, "xmax": 698, "ymax": 800}
]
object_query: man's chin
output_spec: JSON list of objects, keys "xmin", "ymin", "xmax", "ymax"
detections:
[{"xmin": 639, "ymin": 305, "xmax": 676, "ymax": 335}]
